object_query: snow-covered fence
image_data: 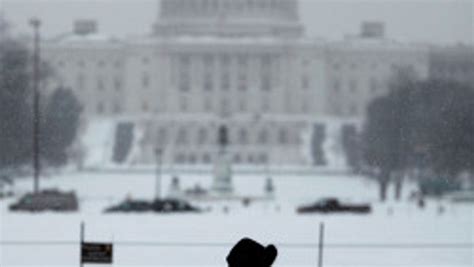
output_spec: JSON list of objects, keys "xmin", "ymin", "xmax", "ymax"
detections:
[{"xmin": 1, "ymin": 239, "xmax": 472, "ymax": 267}]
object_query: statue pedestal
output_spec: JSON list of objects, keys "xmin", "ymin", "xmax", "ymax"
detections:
[{"xmin": 212, "ymin": 150, "xmax": 233, "ymax": 195}]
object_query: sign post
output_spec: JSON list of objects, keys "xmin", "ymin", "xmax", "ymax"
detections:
[
  {"xmin": 80, "ymin": 222, "xmax": 84, "ymax": 267},
  {"xmin": 318, "ymin": 222, "xmax": 325, "ymax": 267},
  {"xmin": 155, "ymin": 148, "xmax": 162, "ymax": 200},
  {"xmin": 80, "ymin": 222, "xmax": 113, "ymax": 266}
]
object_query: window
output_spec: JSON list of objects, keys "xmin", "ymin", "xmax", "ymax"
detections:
[
  {"xmin": 350, "ymin": 104, "xmax": 358, "ymax": 114},
  {"xmin": 176, "ymin": 128, "xmax": 188, "ymax": 145},
  {"xmin": 262, "ymin": 98, "xmax": 270, "ymax": 112},
  {"xmin": 97, "ymin": 77, "xmax": 105, "ymax": 90},
  {"xmin": 179, "ymin": 74, "xmax": 190, "ymax": 92},
  {"xmin": 302, "ymin": 99, "xmax": 309, "ymax": 113},
  {"xmin": 203, "ymin": 54, "xmax": 214, "ymax": 67},
  {"xmin": 349, "ymin": 79, "xmax": 357, "ymax": 93},
  {"xmin": 238, "ymin": 73, "xmax": 247, "ymax": 91},
  {"xmin": 203, "ymin": 72, "xmax": 213, "ymax": 91},
  {"xmin": 302, "ymin": 74, "xmax": 310, "ymax": 90},
  {"xmin": 273, "ymin": 56, "xmax": 281, "ymax": 87},
  {"xmin": 257, "ymin": 154, "xmax": 268, "ymax": 164},
  {"xmin": 220, "ymin": 54, "xmax": 230, "ymax": 67},
  {"xmin": 279, "ymin": 128, "xmax": 288, "ymax": 144},
  {"xmin": 237, "ymin": 55, "xmax": 248, "ymax": 91},
  {"xmin": 333, "ymin": 79, "xmax": 341, "ymax": 91},
  {"xmin": 198, "ymin": 128, "xmax": 207, "ymax": 145},
  {"xmin": 188, "ymin": 154, "xmax": 196, "ymax": 164},
  {"xmin": 370, "ymin": 78, "xmax": 378, "ymax": 93},
  {"xmin": 174, "ymin": 153, "xmax": 186, "ymax": 164},
  {"xmin": 219, "ymin": 55, "xmax": 231, "ymax": 91},
  {"xmin": 261, "ymin": 55, "xmax": 272, "ymax": 91},
  {"xmin": 179, "ymin": 55, "xmax": 191, "ymax": 92},
  {"xmin": 142, "ymin": 73, "xmax": 150, "ymax": 88},
  {"xmin": 261, "ymin": 73, "xmax": 271, "ymax": 91},
  {"xmin": 238, "ymin": 99, "xmax": 246, "ymax": 112},
  {"xmin": 334, "ymin": 105, "xmax": 342, "ymax": 116},
  {"xmin": 221, "ymin": 72, "xmax": 230, "ymax": 91},
  {"xmin": 258, "ymin": 129, "xmax": 268, "ymax": 145},
  {"xmin": 391, "ymin": 64, "xmax": 398, "ymax": 71},
  {"xmin": 203, "ymin": 55, "xmax": 214, "ymax": 91},
  {"xmin": 219, "ymin": 98, "xmax": 231, "ymax": 116},
  {"xmin": 142, "ymin": 101, "xmax": 149, "ymax": 112},
  {"xmin": 113, "ymin": 103, "xmax": 121, "ymax": 114},
  {"xmin": 247, "ymin": 154, "xmax": 255, "ymax": 164},
  {"xmin": 234, "ymin": 154, "xmax": 241, "ymax": 164},
  {"xmin": 204, "ymin": 98, "xmax": 212, "ymax": 112},
  {"xmin": 158, "ymin": 127, "xmax": 167, "ymax": 144},
  {"xmin": 238, "ymin": 55, "xmax": 248, "ymax": 67},
  {"xmin": 77, "ymin": 73, "xmax": 85, "ymax": 89},
  {"xmin": 239, "ymin": 128, "xmax": 248, "ymax": 145},
  {"xmin": 202, "ymin": 154, "xmax": 211, "ymax": 164},
  {"xmin": 97, "ymin": 102, "xmax": 104, "ymax": 114},
  {"xmin": 114, "ymin": 78, "xmax": 122, "ymax": 91},
  {"xmin": 180, "ymin": 97, "xmax": 188, "ymax": 112}
]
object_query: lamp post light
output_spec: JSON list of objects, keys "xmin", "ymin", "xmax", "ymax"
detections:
[
  {"xmin": 154, "ymin": 148, "xmax": 163, "ymax": 200},
  {"xmin": 29, "ymin": 17, "xmax": 41, "ymax": 194}
]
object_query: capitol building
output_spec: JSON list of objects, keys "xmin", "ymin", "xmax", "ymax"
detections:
[{"xmin": 42, "ymin": 0, "xmax": 430, "ymax": 168}]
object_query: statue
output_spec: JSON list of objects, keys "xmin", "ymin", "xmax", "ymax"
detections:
[
  {"xmin": 168, "ymin": 176, "xmax": 181, "ymax": 198},
  {"xmin": 265, "ymin": 177, "xmax": 275, "ymax": 198},
  {"xmin": 212, "ymin": 125, "xmax": 233, "ymax": 195}
]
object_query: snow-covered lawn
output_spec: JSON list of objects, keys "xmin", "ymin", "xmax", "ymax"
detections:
[{"xmin": 1, "ymin": 171, "xmax": 473, "ymax": 267}]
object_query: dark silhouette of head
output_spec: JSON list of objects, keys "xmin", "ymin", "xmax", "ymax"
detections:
[{"xmin": 226, "ymin": 238, "xmax": 278, "ymax": 267}]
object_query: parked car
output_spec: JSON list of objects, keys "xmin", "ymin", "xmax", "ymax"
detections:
[
  {"xmin": 9, "ymin": 189, "xmax": 78, "ymax": 212},
  {"xmin": 152, "ymin": 198, "xmax": 201, "ymax": 213},
  {"xmin": 104, "ymin": 199, "xmax": 153, "ymax": 212},
  {"xmin": 297, "ymin": 198, "xmax": 371, "ymax": 214},
  {"xmin": 105, "ymin": 198, "xmax": 201, "ymax": 213}
]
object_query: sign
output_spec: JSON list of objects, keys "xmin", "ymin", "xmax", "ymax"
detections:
[{"xmin": 81, "ymin": 242, "xmax": 113, "ymax": 264}]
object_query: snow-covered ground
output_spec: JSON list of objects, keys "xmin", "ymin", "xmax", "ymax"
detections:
[{"xmin": 1, "ymin": 172, "xmax": 473, "ymax": 267}]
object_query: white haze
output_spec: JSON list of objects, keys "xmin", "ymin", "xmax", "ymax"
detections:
[{"xmin": 1, "ymin": 0, "xmax": 473, "ymax": 44}]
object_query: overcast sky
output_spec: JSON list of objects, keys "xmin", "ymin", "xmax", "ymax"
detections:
[{"xmin": 1, "ymin": 0, "xmax": 473, "ymax": 44}]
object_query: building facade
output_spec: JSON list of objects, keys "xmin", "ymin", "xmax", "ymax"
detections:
[
  {"xmin": 42, "ymin": 0, "xmax": 430, "ymax": 167},
  {"xmin": 429, "ymin": 45, "xmax": 474, "ymax": 87}
]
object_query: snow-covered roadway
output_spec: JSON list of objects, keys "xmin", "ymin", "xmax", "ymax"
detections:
[{"xmin": 1, "ymin": 172, "xmax": 472, "ymax": 267}]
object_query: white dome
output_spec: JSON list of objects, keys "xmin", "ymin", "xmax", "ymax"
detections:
[
  {"xmin": 155, "ymin": 0, "xmax": 303, "ymax": 38},
  {"xmin": 160, "ymin": 0, "xmax": 298, "ymax": 20}
]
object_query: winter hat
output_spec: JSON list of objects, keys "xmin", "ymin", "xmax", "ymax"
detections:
[{"xmin": 226, "ymin": 238, "xmax": 278, "ymax": 267}]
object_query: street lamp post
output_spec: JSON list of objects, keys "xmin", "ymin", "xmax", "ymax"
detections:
[
  {"xmin": 29, "ymin": 17, "xmax": 41, "ymax": 194},
  {"xmin": 154, "ymin": 148, "xmax": 163, "ymax": 200}
]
